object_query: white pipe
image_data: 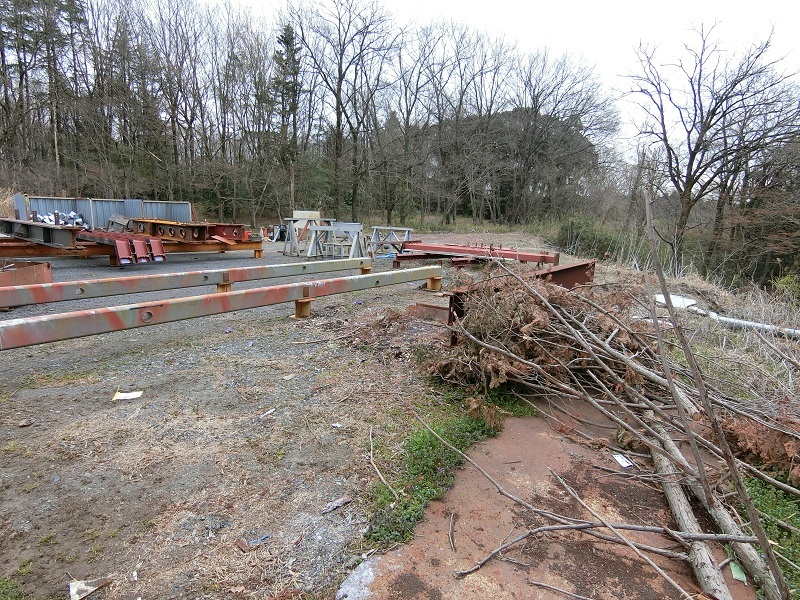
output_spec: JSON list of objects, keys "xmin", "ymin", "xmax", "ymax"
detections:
[
  {"xmin": 691, "ymin": 307, "xmax": 800, "ymax": 340},
  {"xmin": 655, "ymin": 294, "xmax": 800, "ymax": 340}
]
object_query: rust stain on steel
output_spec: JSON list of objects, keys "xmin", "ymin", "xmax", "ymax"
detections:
[
  {"xmin": 0, "ymin": 258, "xmax": 372, "ymax": 308},
  {"xmin": 0, "ymin": 239, "xmax": 263, "ymax": 259},
  {"xmin": 401, "ymin": 241, "xmax": 559, "ymax": 265},
  {"xmin": 0, "ymin": 266, "xmax": 441, "ymax": 350},
  {"xmin": 0, "ymin": 262, "xmax": 53, "ymax": 287}
]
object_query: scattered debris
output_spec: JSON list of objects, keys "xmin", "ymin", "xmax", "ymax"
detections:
[
  {"xmin": 431, "ymin": 262, "xmax": 794, "ymax": 599},
  {"xmin": 321, "ymin": 496, "xmax": 352, "ymax": 515},
  {"xmin": 112, "ymin": 389, "xmax": 143, "ymax": 401},
  {"xmin": 235, "ymin": 533, "xmax": 270, "ymax": 552},
  {"xmin": 248, "ymin": 533, "xmax": 271, "ymax": 546},
  {"xmin": 68, "ymin": 577, "xmax": 112, "ymax": 600},
  {"xmin": 612, "ymin": 453, "xmax": 634, "ymax": 469}
]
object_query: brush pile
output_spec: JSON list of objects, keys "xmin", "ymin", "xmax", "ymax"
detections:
[{"xmin": 432, "ymin": 261, "xmax": 800, "ymax": 600}]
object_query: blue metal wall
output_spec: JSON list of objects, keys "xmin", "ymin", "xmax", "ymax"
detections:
[{"xmin": 11, "ymin": 195, "xmax": 194, "ymax": 229}]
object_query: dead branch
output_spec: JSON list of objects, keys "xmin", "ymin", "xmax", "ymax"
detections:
[
  {"xmin": 645, "ymin": 196, "xmax": 789, "ymax": 600},
  {"xmin": 550, "ymin": 469, "xmax": 695, "ymax": 600},
  {"xmin": 369, "ymin": 426, "xmax": 399, "ymax": 502},
  {"xmin": 647, "ymin": 423, "xmax": 733, "ymax": 600}
]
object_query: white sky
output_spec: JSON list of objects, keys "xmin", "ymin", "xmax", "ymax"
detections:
[{"xmin": 247, "ymin": 0, "xmax": 799, "ymax": 153}]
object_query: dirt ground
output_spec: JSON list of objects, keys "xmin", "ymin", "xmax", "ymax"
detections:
[
  {"xmin": 345, "ymin": 413, "xmax": 753, "ymax": 600},
  {"xmin": 0, "ymin": 233, "xmax": 756, "ymax": 599}
]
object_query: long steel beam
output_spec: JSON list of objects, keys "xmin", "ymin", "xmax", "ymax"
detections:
[
  {"xmin": 0, "ymin": 218, "xmax": 82, "ymax": 248},
  {"xmin": 0, "ymin": 265, "xmax": 441, "ymax": 350},
  {"xmin": 0, "ymin": 258, "xmax": 372, "ymax": 308},
  {"xmin": 401, "ymin": 242, "xmax": 559, "ymax": 264}
]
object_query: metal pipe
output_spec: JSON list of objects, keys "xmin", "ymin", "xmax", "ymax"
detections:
[
  {"xmin": 0, "ymin": 265, "xmax": 441, "ymax": 350},
  {"xmin": 656, "ymin": 294, "xmax": 800, "ymax": 340},
  {"xmin": 0, "ymin": 257, "xmax": 372, "ymax": 307},
  {"xmin": 690, "ymin": 307, "xmax": 800, "ymax": 340}
]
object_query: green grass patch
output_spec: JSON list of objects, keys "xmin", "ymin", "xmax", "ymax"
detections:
[
  {"xmin": 484, "ymin": 388, "xmax": 538, "ymax": 418},
  {"xmin": 0, "ymin": 578, "xmax": 31, "ymax": 600},
  {"xmin": 366, "ymin": 414, "xmax": 496, "ymax": 546},
  {"xmin": 744, "ymin": 477, "xmax": 800, "ymax": 595}
]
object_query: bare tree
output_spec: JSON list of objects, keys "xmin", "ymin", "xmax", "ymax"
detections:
[
  {"xmin": 292, "ymin": 0, "xmax": 394, "ymax": 220},
  {"xmin": 629, "ymin": 26, "xmax": 800, "ymax": 268}
]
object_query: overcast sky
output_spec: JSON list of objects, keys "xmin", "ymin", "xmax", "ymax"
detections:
[{"xmin": 247, "ymin": 0, "xmax": 798, "ymax": 150}]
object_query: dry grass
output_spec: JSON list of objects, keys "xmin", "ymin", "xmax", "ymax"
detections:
[{"xmin": 0, "ymin": 188, "xmax": 15, "ymax": 218}]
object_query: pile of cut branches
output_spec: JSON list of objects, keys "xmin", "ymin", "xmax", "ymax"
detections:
[{"xmin": 431, "ymin": 261, "xmax": 800, "ymax": 600}]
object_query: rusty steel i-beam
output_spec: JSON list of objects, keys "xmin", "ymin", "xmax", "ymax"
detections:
[
  {"xmin": 0, "ymin": 258, "xmax": 372, "ymax": 308},
  {"xmin": 0, "ymin": 265, "xmax": 442, "ymax": 350},
  {"xmin": 400, "ymin": 242, "xmax": 559, "ymax": 264}
]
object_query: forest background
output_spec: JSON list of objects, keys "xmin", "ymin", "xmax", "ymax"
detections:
[{"xmin": 1, "ymin": 0, "xmax": 799, "ymax": 287}]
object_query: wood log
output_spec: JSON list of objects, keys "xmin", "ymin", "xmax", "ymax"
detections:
[{"xmin": 649, "ymin": 435, "xmax": 733, "ymax": 600}]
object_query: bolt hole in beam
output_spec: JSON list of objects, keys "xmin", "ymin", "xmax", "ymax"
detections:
[{"xmin": 0, "ymin": 266, "xmax": 441, "ymax": 350}]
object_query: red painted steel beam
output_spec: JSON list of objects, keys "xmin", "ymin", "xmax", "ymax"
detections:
[
  {"xmin": 0, "ymin": 238, "xmax": 263, "ymax": 259},
  {"xmin": 536, "ymin": 260, "xmax": 596, "ymax": 289},
  {"xmin": 0, "ymin": 265, "xmax": 441, "ymax": 350},
  {"xmin": 0, "ymin": 258, "xmax": 372, "ymax": 307},
  {"xmin": 401, "ymin": 242, "xmax": 559, "ymax": 264},
  {"xmin": 0, "ymin": 239, "xmax": 113, "ymax": 257},
  {"xmin": 0, "ymin": 262, "xmax": 53, "ymax": 287}
]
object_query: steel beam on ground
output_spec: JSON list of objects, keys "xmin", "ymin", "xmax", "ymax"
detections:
[
  {"xmin": 0, "ymin": 238, "xmax": 264, "ymax": 262},
  {"xmin": 401, "ymin": 242, "xmax": 559, "ymax": 265},
  {"xmin": 0, "ymin": 218, "xmax": 82, "ymax": 248},
  {"xmin": 0, "ymin": 258, "xmax": 373, "ymax": 308},
  {"xmin": 0, "ymin": 238, "xmax": 112, "ymax": 257},
  {"xmin": 0, "ymin": 265, "xmax": 440, "ymax": 350}
]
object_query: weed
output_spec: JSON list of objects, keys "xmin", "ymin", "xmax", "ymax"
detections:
[
  {"xmin": 37, "ymin": 534, "xmax": 56, "ymax": 546},
  {"xmin": 2, "ymin": 441, "xmax": 21, "ymax": 454},
  {"xmin": 19, "ymin": 483, "xmax": 37, "ymax": 493},
  {"xmin": 87, "ymin": 544, "xmax": 105, "ymax": 561},
  {"xmin": 16, "ymin": 559, "xmax": 32, "ymax": 576},
  {"xmin": 0, "ymin": 578, "xmax": 31, "ymax": 599},
  {"xmin": 483, "ymin": 388, "xmax": 538, "ymax": 418},
  {"xmin": 83, "ymin": 528, "xmax": 100, "ymax": 540},
  {"xmin": 55, "ymin": 551, "xmax": 78, "ymax": 563},
  {"xmin": 744, "ymin": 477, "xmax": 800, "ymax": 593},
  {"xmin": 107, "ymin": 529, "xmax": 118, "ymax": 538},
  {"xmin": 366, "ymin": 414, "xmax": 495, "ymax": 546}
]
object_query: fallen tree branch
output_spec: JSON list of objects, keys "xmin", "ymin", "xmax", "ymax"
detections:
[
  {"xmin": 550, "ymin": 469, "xmax": 694, "ymax": 600},
  {"xmin": 369, "ymin": 426, "xmax": 399, "ymax": 502}
]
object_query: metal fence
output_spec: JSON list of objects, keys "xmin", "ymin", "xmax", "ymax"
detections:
[{"xmin": 12, "ymin": 194, "xmax": 193, "ymax": 229}]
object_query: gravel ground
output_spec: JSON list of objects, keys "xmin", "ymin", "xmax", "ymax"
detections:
[{"xmin": 0, "ymin": 239, "xmax": 451, "ymax": 599}]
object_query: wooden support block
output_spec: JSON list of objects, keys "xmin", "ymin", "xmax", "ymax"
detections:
[
  {"xmin": 254, "ymin": 248, "xmax": 263, "ymax": 258},
  {"xmin": 427, "ymin": 276, "xmax": 443, "ymax": 292},
  {"xmin": 217, "ymin": 283, "xmax": 232, "ymax": 293},
  {"xmin": 293, "ymin": 298, "xmax": 313, "ymax": 319},
  {"xmin": 360, "ymin": 265, "xmax": 372, "ymax": 275}
]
